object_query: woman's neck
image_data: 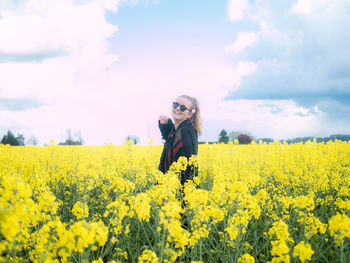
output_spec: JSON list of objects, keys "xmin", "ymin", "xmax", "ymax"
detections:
[{"xmin": 174, "ymin": 119, "xmax": 185, "ymax": 130}]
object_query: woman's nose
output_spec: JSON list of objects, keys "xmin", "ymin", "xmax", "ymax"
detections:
[{"xmin": 174, "ymin": 105, "xmax": 181, "ymax": 110}]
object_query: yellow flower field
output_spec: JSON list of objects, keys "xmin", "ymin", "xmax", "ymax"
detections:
[{"xmin": 0, "ymin": 140, "xmax": 349, "ymax": 262}]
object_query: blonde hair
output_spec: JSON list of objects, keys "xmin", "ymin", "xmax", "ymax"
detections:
[{"xmin": 178, "ymin": 95, "xmax": 202, "ymax": 136}]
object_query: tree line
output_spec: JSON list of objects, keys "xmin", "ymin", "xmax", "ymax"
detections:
[
  {"xmin": 0, "ymin": 129, "xmax": 140, "ymax": 146},
  {"xmin": 1, "ymin": 128, "xmax": 349, "ymax": 146},
  {"xmin": 200, "ymin": 129, "xmax": 350, "ymax": 145},
  {"xmin": 0, "ymin": 130, "xmax": 83, "ymax": 146},
  {"xmin": 282, "ymin": 134, "xmax": 350, "ymax": 144},
  {"xmin": 0, "ymin": 130, "xmax": 25, "ymax": 146}
]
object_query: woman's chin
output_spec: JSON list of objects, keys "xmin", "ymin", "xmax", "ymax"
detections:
[{"xmin": 172, "ymin": 115, "xmax": 183, "ymax": 121}]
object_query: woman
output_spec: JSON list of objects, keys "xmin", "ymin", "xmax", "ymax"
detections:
[{"xmin": 158, "ymin": 95, "xmax": 201, "ymax": 185}]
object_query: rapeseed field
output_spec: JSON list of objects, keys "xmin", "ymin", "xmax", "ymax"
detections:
[{"xmin": 0, "ymin": 140, "xmax": 349, "ymax": 262}]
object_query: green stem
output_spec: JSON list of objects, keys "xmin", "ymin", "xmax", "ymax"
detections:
[
  {"xmin": 159, "ymin": 227, "xmax": 166, "ymax": 262},
  {"xmin": 200, "ymin": 238, "xmax": 203, "ymax": 262},
  {"xmin": 340, "ymin": 243, "xmax": 345, "ymax": 263}
]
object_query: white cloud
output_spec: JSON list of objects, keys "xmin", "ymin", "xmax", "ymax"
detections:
[
  {"xmin": 0, "ymin": 0, "xmax": 123, "ymax": 145},
  {"xmin": 225, "ymin": 0, "xmax": 350, "ymax": 103},
  {"xmin": 222, "ymin": 0, "xmax": 350, "ymax": 140},
  {"xmin": 201, "ymin": 99, "xmax": 324, "ymax": 141},
  {"xmin": 227, "ymin": 0, "xmax": 247, "ymax": 21},
  {"xmin": 292, "ymin": 0, "xmax": 313, "ymax": 14},
  {"xmin": 0, "ymin": 1, "xmax": 118, "ymax": 55},
  {"xmin": 236, "ymin": 60, "xmax": 258, "ymax": 77},
  {"xmin": 292, "ymin": 0, "xmax": 332, "ymax": 14},
  {"xmin": 100, "ymin": 0, "xmax": 121, "ymax": 12},
  {"xmin": 0, "ymin": 1, "xmax": 274, "ymax": 145},
  {"xmin": 225, "ymin": 31, "xmax": 258, "ymax": 54}
]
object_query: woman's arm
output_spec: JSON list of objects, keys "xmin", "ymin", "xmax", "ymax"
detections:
[{"xmin": 158, "ymin": 116, "xmax": 174, "ymax": 141}]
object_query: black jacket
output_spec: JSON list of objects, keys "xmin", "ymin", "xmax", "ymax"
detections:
[{"xmin": 158, "ymin": 118, "xmax": 198, "ymax": 184}]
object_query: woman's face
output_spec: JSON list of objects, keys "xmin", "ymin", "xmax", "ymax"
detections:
[{"xmin": 172, "ymin": 96, "xmax": 193, "ymax": 123}]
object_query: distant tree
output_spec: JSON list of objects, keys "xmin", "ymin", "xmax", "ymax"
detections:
[
  {"xmin": 329, "ymin": 134, "xmax": 350, "ymax": 141},
  {"xmin": 0, "ymin": 130, "xmax": 25, "ymax": 146},
  {"xmin": 228, "ymin": 131, "xmax": 240, "ymax": 141},
  {"xmin": 283, "ymin": 136, "xmax": 315, "ymax": 144},
  {"xmin": 59, "ymin": 129, "xmax": 83, "ymax": 145},
  {"xmin": 199, "ymin": 141, "xmax": 215, "ymax": 144},
  {"xmin": 218, "ymin": 129, "xmax": 229, "ymax": 143},
  {"xmin": 125, "ymin": 135, "xmax": 140, "ymax": 145},
  {"xmin": 278, "ymin": 134, "xmax": 350, "ymax": 144},
  {"xmin": 238, "ymin": 134, "xmax": 252, "ymax": 144},
  {"xmin": 257, "ymin": 138, "xmax": 274, "ymax": 144},
  {"xmin": 16, "ymin": 134, "xmax": 25, "ymax": 146},
  {"xmin": 1, "ymin": 130, "xmax": 17, "ymax": 145},
  {"xmin": 26, "ymin": 136, "xmax": 39, "ymax": 146}
]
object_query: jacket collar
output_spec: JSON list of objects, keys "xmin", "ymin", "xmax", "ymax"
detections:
[{"xmin": 176, "ymin": 119, "xmax": 193, "ymax": 130}]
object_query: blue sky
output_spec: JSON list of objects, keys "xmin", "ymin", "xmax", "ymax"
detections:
[{"xmin": 0, "ymin": 0, "xmax": 349, "ymax": 145}]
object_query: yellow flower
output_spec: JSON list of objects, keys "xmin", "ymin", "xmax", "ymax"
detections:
[
  {"xmin": 0, "ymin": 210, "xmax": 20, "ymax": 241},
  {"xmin": 1, "ymin": 134, "xmax": 350, "ymax": 262},
  {"xmin": 270, "ymin": 254, "xmax": 290, "ymax": 263},
  {"xmin": 72, "ymin": 201, "xmax": 89, "ymax": 219},
  {"xmin": 225, "ymin": 224, "xmax": 239, "ymax": 241},
  {"xmin": 304, "ymin": 214, "xmax": 327, "ymax": 239},
  {"xmin": 268, "ymin": 220, "xmax": 291, "ymax": 241},
  {"xmin": 138, "ymin": 249, "xmax": 158, "ymax": 263},
  {"xmin": 238, "ymin": 253, "xmax": 255, "ymax": 263},
  {"xmin": 133, "ymin": 193, "xmax": 151, "ymax": 222},
  {"xmin": 293, "ymin": 241, "xmax": 314, "ymax": 262},
  {"xmin": 271, "ymin": 240, "xmax": 289, "ymax": 256},
  {"xmin": 335, "ymin": 198, "xmax": 350, "ymax": 212},
  {"xmin": 328, "ymin": 213, "xmax": 350, "ymax": 245}
]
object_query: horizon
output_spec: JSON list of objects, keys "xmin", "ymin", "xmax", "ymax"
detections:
[{"xmin": 1, "ymin": 128, "xmax": 349, "ymax": 146}]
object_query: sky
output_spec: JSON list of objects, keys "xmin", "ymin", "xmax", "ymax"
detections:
[{"xmin": 0, "ymin": 0, "xmax": 349, "ymax": 145}]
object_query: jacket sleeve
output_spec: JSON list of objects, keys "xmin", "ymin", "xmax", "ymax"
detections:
[{"xmin": 158, "ymin": 119, "xmax": 174, "ymax": 141}]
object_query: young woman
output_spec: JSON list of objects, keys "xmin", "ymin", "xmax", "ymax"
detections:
[{"xmin": 158, "ymin": 95, "xmax": 202, "ymax": 185}]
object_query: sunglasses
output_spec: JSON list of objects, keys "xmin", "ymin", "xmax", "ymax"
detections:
[{"xmin": 172, "ymin": 101, "xmax": 192, "ymax": 112}]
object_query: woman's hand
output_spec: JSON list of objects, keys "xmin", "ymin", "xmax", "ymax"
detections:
[{"xmin": 159, "ymin": 115, "xmax": 169, "ymax": 124}]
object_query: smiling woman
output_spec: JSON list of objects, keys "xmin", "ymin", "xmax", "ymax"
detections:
[{"xmin": 158, "ymin": 95, "xmax": 201, "ymax": 185}]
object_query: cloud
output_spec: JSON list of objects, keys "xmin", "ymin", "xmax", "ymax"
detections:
[
  {"xmin": 225, "ymin": 31, "xmax": 258, "ymax": 55},
  {"xmin": 0, "ymin": 1, "xmax": 118, "ymax": 59},
  {"xmin": 292, "ymin": 0, "xmax": 335, "ymax": 15},
  {"xmin": 0, "ymin": 50, "xmax": 64, "ymax": 63},
  {"xmin": 224, "ymin": 0, "xmax": 350, "ymax": 120},
  {"xmin": 200, "ymin": 98, "xmax": 329, "ymax": 141},
  {"xmin": 0, "ymin": 0, "xmax": 122, "ymax": 144},
  {"xmin": 0, "ymin": 97, "xmax": 43, "ymax": 111},
  {"xmin": 227, "ymin": 0, "xmax": 248, "ymax": 22}
]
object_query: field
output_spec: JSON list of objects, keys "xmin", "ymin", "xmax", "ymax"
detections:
[{"xmin": 0, "ymin": 140, "xmax": 349, "ymax": 263}]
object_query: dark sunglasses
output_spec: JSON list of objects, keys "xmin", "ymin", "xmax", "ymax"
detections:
[{"xmin": 172, "ymin": 101, "xmax": 191, "ymax": 112}]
